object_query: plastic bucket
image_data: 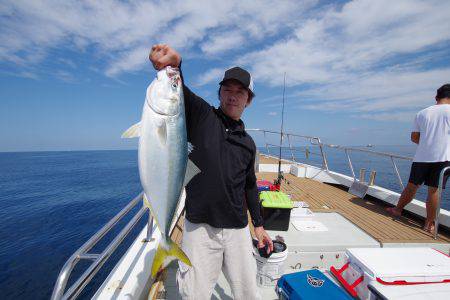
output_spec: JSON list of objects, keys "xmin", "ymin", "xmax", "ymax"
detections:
[{"xmin": 253, "ymin": 240, "xmax": 288, "ymax": 287}]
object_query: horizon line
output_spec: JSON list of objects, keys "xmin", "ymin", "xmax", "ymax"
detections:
[{"xmin": 0, "ymin": 144, "xmax": 415, "ymax": 154}]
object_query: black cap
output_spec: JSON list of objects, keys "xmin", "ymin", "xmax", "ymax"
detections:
[
  {"xmin": 436, "ymin": 84, "xmax": 450, "ymax": 100},
  {"xmin": 220, "ymin": 67, "xmax": 254, "ymax": 96}
]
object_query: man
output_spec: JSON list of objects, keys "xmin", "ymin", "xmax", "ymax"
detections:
[
  {"xmin": 387, "ymin": 84, "xmax": 450, "ymax": 233},
  {"xmin": 149, "ymin": 44, "xmax": 273, "ymax": 299}
]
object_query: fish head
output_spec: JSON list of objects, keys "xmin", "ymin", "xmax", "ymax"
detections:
[{"xmin": 147, "ymin": 67, "xmax": 182, "ymax": 116}]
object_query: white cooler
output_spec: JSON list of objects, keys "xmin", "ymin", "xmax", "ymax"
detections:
[{"xmin": 330, "ymin": 247, "xmax": 450, "ymax": 299}]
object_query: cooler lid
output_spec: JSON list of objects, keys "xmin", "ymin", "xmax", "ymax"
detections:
[
  {"xmin": 260, "ymin": 191, "xmax": 293, "ymax": 208},
  {"xmin": 346, "ymin": 248, "xmax": 450, "ymax": 283},
  {"xmin": 257, "ymin": 180, "xmax": 272, "ymax": 186},
  {"xmin": 277, "ymin": 269, "xmax": 354, "ymax": 300}
]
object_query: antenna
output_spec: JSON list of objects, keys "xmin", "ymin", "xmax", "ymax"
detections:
[{"xmin": 275, "ymin": 72, "xmax": 286, "ymax": 188}]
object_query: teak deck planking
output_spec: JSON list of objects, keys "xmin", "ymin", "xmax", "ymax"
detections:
[
  {"xmin": 257, "ymin": 171, "xmax": 450, "ymax": 244},
  {"xmin": 152, "ymin": 154, "xmax": 450, "ymax": 298}
]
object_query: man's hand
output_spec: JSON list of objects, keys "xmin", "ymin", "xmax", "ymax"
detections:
[
  {"xmin": 254, "ymin": 226, "xmax": 274, "ymax": 254},
  {"xmin": 411, "ymin": 132, "xmax": 420, "ymax": 144},
  {"xmin": 149, "ymin": 44, "xmax": 181, "ymax": 70}
]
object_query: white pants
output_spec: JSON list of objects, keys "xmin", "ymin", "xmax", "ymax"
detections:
[{"xmin": 176, "ymin": 220, "xmax": 261, "ymax": 300}]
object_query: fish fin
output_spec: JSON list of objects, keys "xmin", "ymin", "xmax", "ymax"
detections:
[
  {"xmin": 143, "ymin": 194, "xmax": 151, "ymax": 210},
  {"xmin": 121, "ymin": 122, "xmax": 141, "ymax": 138},
  {"xmin": 143, "ymin": 194, "xmax": 161, "ymax": 230},
  {"xmin": 187, "ymin": 142, "xmax": 194, "ymax": 154},
  {"xmin": 183, "ymin": 159, "xmax": 201, "ymax": 186},
  {"xmin": 156, "ymin": 119, "xmax": 167, "ymax": 145},
  {"xmin": 151, "ymin": 239, "xmax": 191, "ymax": 278}
]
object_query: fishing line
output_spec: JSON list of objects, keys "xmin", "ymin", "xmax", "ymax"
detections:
[{"xmin": 277, "ymin": 72, "xmax": 286, "ymax": 186}]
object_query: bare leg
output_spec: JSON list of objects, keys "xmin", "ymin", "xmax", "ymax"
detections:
[
  {"xmin": 386, "ymin": 182, "xmax": 419, "ymax": 216},
  {"xmin": 424, "ymin": 186, "xmax": 438, "ymax": 232}
]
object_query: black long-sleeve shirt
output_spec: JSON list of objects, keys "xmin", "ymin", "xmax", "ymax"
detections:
[{"xmin": 183, "ymin": 84, "xmax": 264, "ymax": 228}]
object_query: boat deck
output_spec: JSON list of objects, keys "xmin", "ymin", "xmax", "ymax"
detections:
[
  {"xmin": 257, "ymin": 172, "xmax": 450, "ymax": 244},
  {"xmin": 151, "ymin": 155, "xmax": 450, "ymax": 299},
  {"xmin": 259, "ymin": 155, "xmax": 450, "ymax": 244},
  {"xmin": 258, "ymin": 155, "xmax": 291, "ymax": 164}
]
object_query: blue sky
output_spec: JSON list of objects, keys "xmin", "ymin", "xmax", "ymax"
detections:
[{"xmin": 1, "ymin": 0, "xmax": 449, "ymax": 152}]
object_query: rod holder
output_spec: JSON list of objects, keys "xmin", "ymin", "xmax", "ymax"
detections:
[
  {"xmin": 359, "ymin": 168, "xmax": 366, "ymax": 183},
  {"xmin": 369, "ymin": 171, "xmax": 376, "ymax": 186}
]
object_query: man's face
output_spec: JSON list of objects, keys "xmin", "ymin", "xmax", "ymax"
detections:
[{"xmin": 219, "ymin": 80, "xmax": 252, "ymax": 121}]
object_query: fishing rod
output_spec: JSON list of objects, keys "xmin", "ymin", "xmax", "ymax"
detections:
[{"xmin": 274, "ymin": 72, "xmax": 287, "ymax": 189}]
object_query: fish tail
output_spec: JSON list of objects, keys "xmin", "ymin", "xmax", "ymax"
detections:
[{"xmin": 151, "ymin": 238, "xmax": 191, "ymax": 278}]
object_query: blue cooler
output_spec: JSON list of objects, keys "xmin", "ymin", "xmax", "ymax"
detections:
[{"xmin": 276, "ymin": 270, "xmax": 353, "ymax": 300}]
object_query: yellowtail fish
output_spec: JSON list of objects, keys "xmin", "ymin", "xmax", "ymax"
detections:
[{"xmin": 122, "ymin": 66, "xmax": 199, "ymax": 277}]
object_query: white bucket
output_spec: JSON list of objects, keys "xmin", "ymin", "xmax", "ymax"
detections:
[{"xmin": 253, "ymin": 243, "xmax": 288, "ymax": 287}]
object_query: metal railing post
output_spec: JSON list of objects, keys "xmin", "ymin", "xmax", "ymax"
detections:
[
  {"xmin": 51, "ymin": 258, "xmax": 79, "ymax": 300},
  {"xmin": 369, "ymin": 171, "xmax": 377, "ymax": 186},
  {"xmin": 62, "ymin": 207, "xmax": 145, "ymax": 299},
  {"xmin": 317, "ymin": 138, "xmax": 329, "ymax": 171},
  {"xmin": 434, "ymin": 166, "xmax": 450, "ymax": 239},
  {"xmin": 263, "ymin": 131, "xmax": 270, "ymax": 154},
  {"xmin": 145, "ymin": 212, "xmax": 154, "ymax": 242},
  {"xmin": 51, "ymin": 192, "xmax": 144, "ymax": 300},
  {"xmin": 63, "ymin": 207, "xmax": 146, "ymax": 300},
  {"xmin": 246, "ymin": 129, "xmax": 414, "ymax": 190},
  {"xmin": 390, "ymin": 156, "xmax": 404, "ymax": 190},
  {"xmin": 345, "ymin": 149, "xmax": 356, "ymax": 179},
  {"xmin": 359, "ymin": 168, "xmax": 366, "ymax": 183},
  {"xmin": 287, "ymin": 134, "xmax": 296, "ymax": 162}
]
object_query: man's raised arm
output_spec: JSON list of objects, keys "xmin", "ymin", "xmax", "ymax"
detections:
[{"xmin": 149, "ymin": 44, "xmax": 211, "ymax": 135}]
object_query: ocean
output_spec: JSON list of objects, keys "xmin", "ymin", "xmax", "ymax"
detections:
[{"xmin": 0, "ymin": 147, "xmax": 448, "ymax": 299}]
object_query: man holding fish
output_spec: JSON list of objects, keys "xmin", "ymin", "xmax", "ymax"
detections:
[{"xmin": 149, "ymin": 44, "xmax": 273, "ymax": 299}]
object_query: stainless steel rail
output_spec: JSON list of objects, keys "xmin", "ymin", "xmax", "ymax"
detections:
[
  {"xmin": 324, "ymin": 143, "xmax": 412, "ymax": 188},
  {"xmin": 247, "ymin": 129, "xmax": 329, "ymax": 171},
  {"xmin": 51, "ymin": 192, "xmax": 149, "ymax": 300},
  {"xmin": 324, "ymin": 144, "xmax": 412, "ymax": 160},
  {"xmin": 435, "ymin": 166, "xmax": 450, "ymax": 239},
  {"xmin": 248, "ymin": 128, "xmax": 412, "ymax": 189}
]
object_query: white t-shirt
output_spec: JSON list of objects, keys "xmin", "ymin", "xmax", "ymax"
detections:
[{"xmin": 412, "ymin": 104, "xmax": 450, "ymax": 162}]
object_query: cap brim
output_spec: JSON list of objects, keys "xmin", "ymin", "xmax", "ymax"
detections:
[{"xmin": 220, "ymin": 79, "xmax": 254, "ymax": 97}]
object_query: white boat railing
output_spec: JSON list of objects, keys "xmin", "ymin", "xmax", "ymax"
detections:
[
  {"xmin": 247, "ymin": 129, "xmax": 329, "ymax": 171},
  {"xmin": 50, "ymin": 130, "xmax": 448, "ymax": 299},
  {"xmin": 51, "ymin": 192, "xmax": 153, "ymax": 300},
  {"xmin": 248, "ymin": 128, "xmax": 412, "ymax": 189},
  {"xmin": 323, "ymin": 144, "xmax": 413, "ymax": 190},
  {"xmin": 248, "ymin": 128, "xmax": 449, "ymax": 239},
  {"xmin": 435, "ymin": 166, "xmax": 450, "ymax": 239}
]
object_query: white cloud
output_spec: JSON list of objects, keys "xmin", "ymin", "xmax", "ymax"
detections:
[
  {"xmin": 295, "ymin": 68, "xmax": 450, "ymax": 114},
  {"xmin": 238, "ymin": 0, "xmax": 450, "ymax": 117},
  {"xmin": 201, "ymin": 33, "xmax": 245, "ymax": 55},
  {"xmin": 106, "ymin": 46, "xmax": 150, "ymax": 77},
  {"xmin": 194, "ymin": 68, "xmax": 224, "ymax": 87},
  {"xmin": 58, "ymin": 58, "xmax": 77, "ymax": 69},
  {"xmin": 355, "ymin": 111, "xmax": 416, "ymax": 122},
  {"xmin": 1, "ymin": 0, "xmax": 449, "ymax": 119},
  {"xmin": 268, "ymin": 112, "xmax": 277, "ymax": 116},
  {"xmin": 0, "ymin": 0, "xmax": 315, "ymax": 78},
  {"xmin": 243, "ymin": 0, "xmax": 450, "ymax": 84},
  {"xmin": 54, "ymin": 70, "xmax": 76, "ymax": 83}
]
